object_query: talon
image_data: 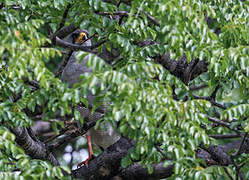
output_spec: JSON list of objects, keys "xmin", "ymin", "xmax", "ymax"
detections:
[
  {"xmin": 77, "ymin": 157, "xmax": 91, "ymax": 168},
  {"xmin": 76, "ymin": 135, "xmax": 94, "ymax": 168}
]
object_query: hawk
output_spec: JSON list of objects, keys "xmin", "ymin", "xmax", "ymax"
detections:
[{"xmin": 61, "ymin": 29, "xmax": 120, "ymax": 166}]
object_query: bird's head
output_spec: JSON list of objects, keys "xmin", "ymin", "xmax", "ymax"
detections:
[{"xmin": 72, "ymin": 29, "xmax": 92, "ymax": 46}]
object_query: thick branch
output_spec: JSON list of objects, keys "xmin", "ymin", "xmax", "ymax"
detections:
[
  {"xmin": 116, "ymin": 162, "xmax": 174, "ymax": 180},
  {"xmin": 72, "ymin": 137, "xmax": 174, "ymax": 180},
  {"xmin": 154, "ymin": 52, "xmax": 208, "ymax": 85},
  {"xmin": 52, "ymin": 23, "xmax": 78, "ymax": 43},
  {"xmin": 11, "ymin": 127, "xmax": 59, "ymax": 166},
  {"xmin": 197, "ymin": 136, "xmax": 249, "ymax": 167},
  {"xmin": 70, "ymin": 134, "xmax": 249, "ymax": 179},
  {"xmin": 55, "ymin": 37, "xmax": 93, "ymax": 52},
  {"xmin": 71, "ymin": 137, "xmax": 134, "ymax": 179},
  {"xmin": 55, "ymin": 37, "xmax": 106, "ymax": 52}
]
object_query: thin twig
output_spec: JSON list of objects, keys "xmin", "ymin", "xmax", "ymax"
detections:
[
  {"xmin": 141, "ymin": 10, "xmax": 160, "ymax": 27},
  {"xmin": 28, "ymin": 80, "xmax": 40, "ymax": 89},
  {"xmin": 192, "ymin": 94, "xmax": 210, "ymax": 101},
  {"xmin": 45, "ymin": 23, "xmax": 53, "ymax": 36},
  {"xmin": 48, "ymin": 130, "xmax": 81, "ymax": 151},
  {"xmin": 90, "ymin": 38, "xmax": 107, "ymax": 49},
  {"xmin": 232, "ymin": 133, "xmax": 248, "ymax": 157},
  {"xmin": 192, "ymin": 84, "xmax": 227, "ymax": 109},
  {"xmin": 231, "ymin": 158, "xmax": 242, "ymax": 180},
  {"xmin": 189, "ymin": 84, "xmax": 208, "ymax": 91},
  {"xmin": 96, "ymin": 10, "xmax": 129, "ymax": 17},
  {"xmin": 117, "ymin": 0, "xmax": 122, "ymax": 7},
  {"xmin": 44, "ymin": 124, "xmax": 74, "ymax": 143},
  {"xmin": 223, "ymin": 167, "xmax": 234, "ymax": 180},
  {"xmin": 210, "ymin": 100, "xmax": 227, "ymax": 110},
  {"xmin": 96, "ymin": 10, "xmax": 160, "ymax": 27},
  {"xmin": 230, "ymin": 133, "xmax": 248, "ymax": 180},
  {"xmin": 54, "ymin": 50, "xmax": 73, "ymax": 77},
  {"xmin": 193, "ymin": 94, "xmax": 227, "ymax": 109},
  {"xmin": 210, "ymin": 84, "xmax": 220, "ymax": 100},
  {"xmin": 48, "ymin": 120, "xmax": 97, "ymax": 151},
  {"xmin": 84, "ymin": 32, "xmax": 97, "ymax": 44},
  {"xmin": 239, "ymin": 172, "xmax": 245, "ymax": 180},
  {"xmin": 209, "ymin": 134, "xmax": 241, "ymax": 139},
  {"xmin": 155, "ymin": 145, "xmax": 170, "ymax": 160},
  {"xmin": 58, "ymin": 4, "xmax": 72, "ymax": 30},
  {"xmin": 207, "ymin": 116, "xmax": 231, "ymax": 128}
]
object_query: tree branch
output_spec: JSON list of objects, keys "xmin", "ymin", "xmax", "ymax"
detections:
[
  {"xmin": 154, "ymin": 52, "xmax": 208, "ymax": 85},
  {"xmin": 70, "ymin": 133, "xmax": 249, "ymax": 179},
  {"xmin": 232, "ymin": 133, "xmax": 248, "ymax": 157},
  {"xmin": 55, "ymin": 37, "xmax": 92, "ymax": 52},
  {"xmin": 189, "ymin": 84, "xmax": 208, "ymax": 91},
  {"xmin": 55, "ymin": 36, "xmax": 106, "ymax": 52},
  {"xmin": 198, "ymin": 136, "xmax": 249, "ymax": 167},
  {"xmin": 71, "ymin": 137, "xmax": 174, "ymax": 180},
  {"xmin": 52, "ymin": 23, "xmax": 78, "ymax": 43},
  {"xmin": 209, "ymin": 134, "xmax": 241, "ymax": 139},
  {"xmin": 48, "ymin": 130, "xmax": 81, "ymax": 152},
  {"xmin": 207, "ymin": 116, "xmax": 232, "ymax": 129},
  {"xmin": 96, "ymin": 10, "xmax": 160, "ymax": 27},
  {"xmin": 141, "ymin": 10, "xmax": 160, "ymax": 27},
  {"xmin": 116, "ymin": 162, "xmax": 174, "ymax": 180},
  {"xmin": 192, "ymin": 84, "xmax": 227, "ymax": 110},
  {"xmin": 58, "ymin": 4, "xmax": 72, "ymax": 30},
  {"xmin": 48, "ymin": 120, "xmax": 97, "ymax": 151},
  {"xmin": 54, "ymin": 50, "xmax": 73, "ymax": 77},
  {"xmin": 223, "ymin": 167, "xmax": 234, "ymax": 180},
  {"xmin": 71, "ymin": 137, "xmax": 134, "ymax": 179},
  {"xmin": 11, "ymin": 127, "xmax": 59, "ymax": 166},
  {"xmin": 210, "ymin": 84, "xmax": 221, "ymax": 100}
]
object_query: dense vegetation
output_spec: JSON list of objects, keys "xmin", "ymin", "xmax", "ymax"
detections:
[{"xmin": 0, "ymin": 0, "xmax": 248, "ymax": 179}]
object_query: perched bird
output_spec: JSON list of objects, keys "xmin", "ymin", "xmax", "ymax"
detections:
[{"xmin": 61, "ymin": 29, "xmax": 120, "ymax": 166}]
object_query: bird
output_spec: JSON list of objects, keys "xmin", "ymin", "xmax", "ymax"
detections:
[{"xmin": 61, "ymin": 29, "xmax": 120, "ymax": 167}]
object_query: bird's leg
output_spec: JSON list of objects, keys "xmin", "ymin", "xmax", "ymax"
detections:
[{"xmin": 77, "ymin": 135, "xmax": 94, "ymax": 167}]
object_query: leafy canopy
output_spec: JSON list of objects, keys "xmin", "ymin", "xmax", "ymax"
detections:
[{"xmin": 0, "ymin": 0, "xmax": 248, "ymax": 179}]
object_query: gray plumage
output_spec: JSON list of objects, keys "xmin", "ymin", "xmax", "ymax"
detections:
[{"xmin": 61, "ymin": 29, "xmax": 120, "ymax": 149}]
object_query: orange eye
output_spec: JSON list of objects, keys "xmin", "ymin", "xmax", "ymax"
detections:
[{"xmin": 76, "ymin": 32, "xmax": 87, "ymax": 43}]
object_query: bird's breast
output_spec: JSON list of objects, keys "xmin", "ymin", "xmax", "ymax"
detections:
[{"xmin": 61, "ymin": 54, "xmax": 92, "ymax": 87}]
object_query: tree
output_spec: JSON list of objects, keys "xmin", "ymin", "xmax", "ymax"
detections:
[{"xmin": 0, "ymin": 0, "xmax": 248, "ymax": 179}]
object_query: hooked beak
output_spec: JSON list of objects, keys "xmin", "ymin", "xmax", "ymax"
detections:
[{"xmin": 75, "ymin": 32, "xmax": 87, "ymax": 43}]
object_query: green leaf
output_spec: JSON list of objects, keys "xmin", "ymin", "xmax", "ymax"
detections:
[{"xmin": 121, "ymin": 156, "xmax": 132, "ymax": 168}]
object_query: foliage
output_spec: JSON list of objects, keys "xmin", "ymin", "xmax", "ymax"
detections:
[{"xmin": 0, "ymin": 0, "xmax": 248, "ymax": 179}]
